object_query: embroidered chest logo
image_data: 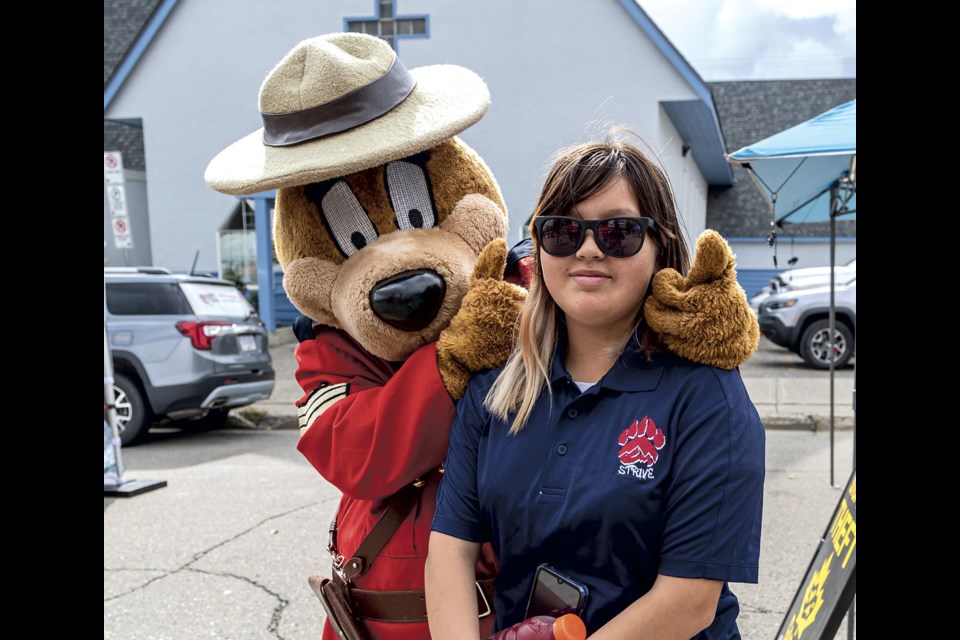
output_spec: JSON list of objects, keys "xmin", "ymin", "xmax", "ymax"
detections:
[{"xmin": 617, "ymin": 416, "xmax": 665, "ymax": 480}]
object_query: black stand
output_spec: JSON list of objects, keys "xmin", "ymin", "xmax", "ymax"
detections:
[{"xmin": 104, "ymin": 478, "xmax": 168, "ymax": 497}]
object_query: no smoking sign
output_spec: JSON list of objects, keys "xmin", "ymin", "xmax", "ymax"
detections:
[
  {"xmin": 112, "ymin": 214, "xmax": 134, "ymax": 250},
  {"xmin": 105, "ymin": 151, "xmax": 132, "ymax": 249},
  {"xmin": 104, "ymin": 151, "xmax": 125, "ymax": 185}
]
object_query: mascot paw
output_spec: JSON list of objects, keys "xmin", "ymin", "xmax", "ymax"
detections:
[
  {"xmin": 644, "ymin": 230, "xmax": 759, "ymax": 370},
  {"xmin": 437, "ymin": 239, "xmax": 526, "ymax": 400}
]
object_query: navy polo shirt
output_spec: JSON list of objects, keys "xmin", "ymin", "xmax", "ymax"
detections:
[{"xmin": 432, "ymin": 340, "xmax": 765, "ymax": 638}]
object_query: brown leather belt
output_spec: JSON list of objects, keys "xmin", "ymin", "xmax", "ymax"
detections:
[{"xmin": 349, "ymin": 577, "xmax": 495, "ymax": 623}]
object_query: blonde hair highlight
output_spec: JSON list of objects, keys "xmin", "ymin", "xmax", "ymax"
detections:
[{"xmin": 484, "ymin": 131, "xmax": 691, "ymax": 434}]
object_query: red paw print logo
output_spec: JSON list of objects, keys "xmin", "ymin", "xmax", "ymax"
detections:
[{"xmin": 617, "ymin": 417, "xmax": 665, "ymax": 467}]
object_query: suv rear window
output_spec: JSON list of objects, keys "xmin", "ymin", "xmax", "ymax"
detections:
[
  {"xmin": 179, "ymin": 282, "xmax": 255, "ymax": 318},
  {"xmin": 106, "ymin": 282, "xmax": 192, "ymax": 315}
]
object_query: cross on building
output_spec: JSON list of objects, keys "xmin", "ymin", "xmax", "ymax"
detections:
[{"xmin": 345, "ymin": 0, "xmax": 428, "ymax": 50}]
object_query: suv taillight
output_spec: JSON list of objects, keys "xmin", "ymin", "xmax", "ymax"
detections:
[{"xmin": 176, "ymin": 321, "xmax": 231, "ymax": 350}]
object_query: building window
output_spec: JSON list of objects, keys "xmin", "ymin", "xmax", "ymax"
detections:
[
  {"xmin": 345, "ymin": 1, "xmax": 427, "ymax": 50},
  {"xmin": 217, "ymin": 199, "xmax": 261, "ymax": 289}
]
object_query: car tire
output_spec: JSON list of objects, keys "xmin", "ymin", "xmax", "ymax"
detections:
[
  {"xmin": 799, "ymin": 320, "xmax": 854, "ymax": 370},
  {"xmin": 112, "ymin": 374, "xmax": 153, "ymax": 446}
]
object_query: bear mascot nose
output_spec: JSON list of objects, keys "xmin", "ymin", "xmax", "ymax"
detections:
[{"xmin": 369, "ymin": 269, "xmax": 446, "ymax": 331}]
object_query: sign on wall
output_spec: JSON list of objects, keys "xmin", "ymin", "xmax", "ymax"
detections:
[{"xmin": 104, "ymin": 151, "xmax": 134, "ymax": 250}]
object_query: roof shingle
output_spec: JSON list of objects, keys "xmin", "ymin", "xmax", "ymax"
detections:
[{"xmin": 104, "ymin": 0, "xmax": 164, "ymax": 89}]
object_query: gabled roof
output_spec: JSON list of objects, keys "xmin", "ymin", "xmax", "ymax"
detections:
[
  {"xmin": 104, "ymin": 0, "xmax": 177, "ymax": 110},
  {"xmin": 617, "ymin": 0, "xmax": 731, "ymax": 185}
]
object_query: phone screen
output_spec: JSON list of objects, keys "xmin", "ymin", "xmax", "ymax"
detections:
[{"xmin": 525, "ymin": 565, "xmax": 588, "ymax": 618}]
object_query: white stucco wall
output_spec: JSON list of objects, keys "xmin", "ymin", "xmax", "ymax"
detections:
[
  {"xmin": 731, "ymin": 240, "xmax": 856, "ymax": 271},
  {"xmin": 106, "ymin": 0, "xmax": 709, "ymax": 270},
  {"xmin": 398, "ymin": 0, "xmax": 703, "ymax": 242}
]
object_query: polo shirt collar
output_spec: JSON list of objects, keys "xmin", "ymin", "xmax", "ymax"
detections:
[{"xmin": 548, "ymin": 324, "xmax": 664, "ymax": 393}]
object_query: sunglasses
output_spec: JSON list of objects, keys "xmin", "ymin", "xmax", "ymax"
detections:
[{"xmin": 533, "ymin": 216, "xmax": 656, "ymax": 258}]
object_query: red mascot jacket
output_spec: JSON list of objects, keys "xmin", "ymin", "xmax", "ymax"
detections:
[{"xmin": 296, "ymin": 326, "xmax": 498, "ymax": 640}]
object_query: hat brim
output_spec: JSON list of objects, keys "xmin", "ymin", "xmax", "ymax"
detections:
[{"xmin": 205, "ymin": 65, "xmax": 490, "ymax": 195}]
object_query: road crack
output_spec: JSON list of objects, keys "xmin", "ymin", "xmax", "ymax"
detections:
[
  {"xmin": 188, "ymin": 567, "xmax": 290, "ymax": 639},
  {"xmin": 104, "ymin": 500, "xmax": 323, "ymax": 637}
]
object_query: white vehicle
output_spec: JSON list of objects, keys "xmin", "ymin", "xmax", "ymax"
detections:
[
  {"xmin": 750, "ymin": 257, "xmax": 856, "ymax": 311},
  {"xmin": 757, "ymin": 279, "xmax": 856, "ymax": 369}
]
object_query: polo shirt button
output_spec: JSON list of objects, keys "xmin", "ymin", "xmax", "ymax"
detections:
[
  {"xmin": 557, "ymin": 444, "xmax": 568, "ymax": 456},
  {"xmin": 567, "ymin": 408, "xmax": 578, "ymax": 419}
]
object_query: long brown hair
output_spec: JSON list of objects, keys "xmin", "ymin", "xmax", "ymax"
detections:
[{"xmin": 485, "ymin": 132, "xmax": 691, "ymax": 433}]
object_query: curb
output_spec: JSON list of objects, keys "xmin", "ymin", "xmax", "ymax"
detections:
[
  {"xmin": 241, "ymin": 409, "xmax": 855, "ymax": 433},
  {"xmin": 227, "ymin": 408, "xmax": 300, "ymax": 431},
  {"xmin": 762, "ymin": 415, "xmax": 855, "ymax": 431},
  {"xmin": 267, "ymin": 328, "xmax": 298, "ymax": 348}
]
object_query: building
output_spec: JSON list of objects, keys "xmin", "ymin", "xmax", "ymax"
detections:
[{"xmin": 104, "ymin": 0, "xmax": 853, "ymax": 325}]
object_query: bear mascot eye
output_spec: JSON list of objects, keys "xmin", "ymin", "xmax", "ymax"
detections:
[
  {"xmin": 305, "ymin": 179, "xmax": 379, "ymax": 258},
  {"xmin": 386, "ymin": 160, "xmax": 437, "ymax": 230}
]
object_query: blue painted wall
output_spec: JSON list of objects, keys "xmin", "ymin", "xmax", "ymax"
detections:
[
  {"xmin": 273, "ymin": 266, "xmax": 299, "ymax": 327},
  {"xmin": 737, "ymin": 269, "xmax": 779, "ymax": 298}
]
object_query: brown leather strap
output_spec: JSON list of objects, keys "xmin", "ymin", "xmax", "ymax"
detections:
[
  {"xmin": 340, "ymin": 472, "xmax": 431, "ymax": 581},
  {"xmin": 349, "ymin": 577, "xmax": 496, "ymax": 622}
]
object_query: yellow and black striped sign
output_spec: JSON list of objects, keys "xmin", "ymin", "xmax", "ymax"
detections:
[{"xmin": 778, "ymin": 471, "xmax": 856, "ymax": 640}]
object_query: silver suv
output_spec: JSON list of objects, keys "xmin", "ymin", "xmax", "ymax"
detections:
[
  {"xmin": 105, "ymin": 268, "xmax": 275, "ymax": 444},
  {"xmin": 757, "ymin": 279, "xmax": 856, "ymax": 370}
]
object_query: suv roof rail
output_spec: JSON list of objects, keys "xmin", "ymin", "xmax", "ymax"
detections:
[{"xmin": 104, "ymin": 266, "xmax": 173, "ymax": 275}]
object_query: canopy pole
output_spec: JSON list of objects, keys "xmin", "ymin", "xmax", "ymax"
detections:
[
  {"xmin": 829, "ymin": 183, "xmax": 837, "ymax": 488},
  {"xmin": 848, "ymin": 156, "xmax": 857, "ymax": 474}
]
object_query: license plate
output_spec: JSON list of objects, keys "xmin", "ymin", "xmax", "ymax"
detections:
[{"xmin": 238, "ymin": 335, "xmax": 258, "ymax": 352}]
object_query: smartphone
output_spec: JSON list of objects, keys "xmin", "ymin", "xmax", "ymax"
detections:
[{"xmin": 525, "ymin": 564, "xmax": 589, "ymax": 619}]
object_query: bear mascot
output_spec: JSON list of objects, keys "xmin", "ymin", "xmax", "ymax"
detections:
[{"xmin": 206, "ymin": 32, "xmax": 758, "ymax": 640}]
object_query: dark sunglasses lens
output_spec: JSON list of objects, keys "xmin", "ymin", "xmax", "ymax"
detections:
[
  {"xmin": 539, "ymin": 218, "xmax": 583, "ymax": 256},
  {"xmin": 596, "ymin": 219, "xmax": 645, "ymax": 257}
]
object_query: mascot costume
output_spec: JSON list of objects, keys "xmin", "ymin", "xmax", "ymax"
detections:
[{"xmin": 206, "ymin": 33, "xmax": 758, "ymax": 640}]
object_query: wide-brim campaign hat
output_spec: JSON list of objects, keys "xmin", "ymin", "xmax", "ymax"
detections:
[{"xmin": 205, "ymin": 33, "xmax": 490, "ymax": 195}]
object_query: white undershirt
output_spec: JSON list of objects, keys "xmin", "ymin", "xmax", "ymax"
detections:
[{"xmin": 574, "ymin": 380, "xmax": 596, "ymax": 393}]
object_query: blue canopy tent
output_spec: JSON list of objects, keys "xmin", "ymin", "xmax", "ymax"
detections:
[
  {"xmin": 727, "ymin": 99, "xmax": 856, "ymax": 226},
  {"xmin": 728, "ymin": 99, "xmax": 857, "ymax": 487}
]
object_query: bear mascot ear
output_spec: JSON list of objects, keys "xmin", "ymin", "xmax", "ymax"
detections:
[{"xmin": 644, "ymin": 230, "xmax": 759, "ymax": 370}]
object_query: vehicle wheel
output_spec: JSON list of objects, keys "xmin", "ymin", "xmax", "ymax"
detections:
[
  {"xmin": 799, "ymin": 320, "xmax": 854, "ymax": 370},
  {"xmin": 112, "ymin": 374, "xmax": 153, "ymax": 446},
  {"xmin": 180, "ymin": 408, "xmax": 231, "ymax": 432}
]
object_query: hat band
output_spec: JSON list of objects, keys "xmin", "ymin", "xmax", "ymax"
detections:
[{"xmin": 261, "ymin": 58, "xmax": 417, "ymax": 147}]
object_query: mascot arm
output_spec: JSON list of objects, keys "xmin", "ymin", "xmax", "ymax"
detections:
[
  {"xmin": 437, "ymin": 239, "xmax": 526, "ymax": 400},
  {"xmin": 295, "ymin": 327, "xmax": 455, "ymax": 500},
  {"xmin": 644, "ymin": 230, "xmax": 760, "ymax": 370}
]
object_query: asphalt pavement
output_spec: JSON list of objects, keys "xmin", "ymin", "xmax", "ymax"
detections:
[{"xmin": 104, "ymin": 331, "xmax": 857, "ymax": 639}]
